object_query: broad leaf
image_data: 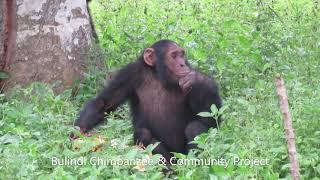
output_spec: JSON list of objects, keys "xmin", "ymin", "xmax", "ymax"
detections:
[{"xmin": 198, "ymin": 112, "xmax": 212, "ymax": 117}]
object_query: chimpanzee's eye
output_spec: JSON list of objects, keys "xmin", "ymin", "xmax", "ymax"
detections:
[
  {"xmin": 171, "ymin": 52, "xmax": 177, "ymax": 58},
  {"xmin": 181, "ymin": 51, "xmax": 185, "ymax": 58}
]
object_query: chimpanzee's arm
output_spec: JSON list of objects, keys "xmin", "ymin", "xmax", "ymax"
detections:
[
  {"xmin": 187, "ymin": 72, "xmax": 222, "ymax": 128},
  {"xmin": 75, "ymin": 62, "xmax": 140, "ymax": 132}
]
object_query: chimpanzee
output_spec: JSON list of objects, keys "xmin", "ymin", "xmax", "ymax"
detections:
[{"xmin": 75, "ymin": 40, "xmax": 222, "ymax": 161}]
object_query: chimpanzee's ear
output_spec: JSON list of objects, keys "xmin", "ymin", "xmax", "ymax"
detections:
[{"xmin": 143, "ymin": 48, "xmax": 155, "ymax": 66}]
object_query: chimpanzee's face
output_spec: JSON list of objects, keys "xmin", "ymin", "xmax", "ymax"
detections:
[
  {"xmin": 164, "ymin": 43, "xmax": 190, "ymax": 82},
  {"xmin": 143, "ymin": 41, "xmax": 191, "ymax": 86}
]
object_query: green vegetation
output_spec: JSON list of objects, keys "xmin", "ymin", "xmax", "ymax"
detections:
[{"xmin": 1, "ymin": 0, "xmax": 319, "ymax": 179}]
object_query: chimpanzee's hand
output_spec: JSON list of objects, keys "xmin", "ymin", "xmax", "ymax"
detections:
[
  {"xmin": 178, "ymin": 70, "xmax": 198, "ymax": 93},
  {"xmin": 74, "ymin": 99, "xmax": 105, "ymax": 133}
]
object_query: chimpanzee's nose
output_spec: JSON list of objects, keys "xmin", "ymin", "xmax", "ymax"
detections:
[{"xmin": 180, "ymin": 64, "xmax": 185, "ymax": 67}]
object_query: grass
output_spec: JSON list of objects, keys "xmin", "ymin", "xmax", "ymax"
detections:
[{"xmin": 1, "ymin": 0, "xmax": 319, "ymax": 179}]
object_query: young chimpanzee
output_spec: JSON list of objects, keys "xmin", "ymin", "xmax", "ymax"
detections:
[{"xmin": 75, "ymin": 40, "xmax": 222, "ymax": 161}]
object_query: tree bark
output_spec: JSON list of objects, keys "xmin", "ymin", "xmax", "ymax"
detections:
[
  {"xmin": 275, "ymin": 75, "xmax": 300, "ymax": 180},
  {"xmin": 0, "ymin": 0, "xmax": 94, "ymax": 92},
  {"xmin": 0, "ymin": 0, "xmax": 16, "ymax": 75}
]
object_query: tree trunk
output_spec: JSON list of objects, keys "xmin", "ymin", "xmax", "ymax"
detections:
[{"xmin": 0, "ymin": 0, "xmax": 94, "ymax": 93}]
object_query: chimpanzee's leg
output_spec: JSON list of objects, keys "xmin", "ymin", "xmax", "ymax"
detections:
[
  {"xmin": 134, "ymin": 128, "xmax": 172, "ymax": 162},
  {"xmin": 184, "ymin": 121, "xmax": 209, "ymax": 150}
]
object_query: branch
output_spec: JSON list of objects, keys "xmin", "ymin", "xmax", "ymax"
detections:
[{"xmin": 275, "ymin": 75, "xmax": 300, "ymax": 180}]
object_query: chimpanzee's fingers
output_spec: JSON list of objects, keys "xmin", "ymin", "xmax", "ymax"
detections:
[
  {"xmin": 179, "ymin": 76, "xmax": 189, "ymax": 86},
  {"xmin": 182, "ymin": 81, "xmax": 192, "ymax": 92}
]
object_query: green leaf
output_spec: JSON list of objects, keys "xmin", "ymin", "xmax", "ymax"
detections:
[
  {"xmin": 146, "ymin": 142, "xmax": 160, "ymax": 153},
  {"xmin": 211, "ymin": 165, "xmax": 228, "ymax": 175},
  {"xmin": 172, "ymin": 152, "xmax": 186, "ymax": 159},
  {"xmin": 197, "ymin": 112, "xmax": 212, "ymax": 117},
  {"xmin": 316, "ymin": 164, "xmax": 320, "ymax": 174},
  {"xmin": 223, "ymin": 19, "xmax": 237, "ymax": 29},
  {"xmin": 209, "ymin": 174, "xmax": 218, "ymax": 180},
  {"xmin": 262, "ymin": 63, "xmax": 272, "ymax": 72},
  {"xmin": 0, "ymin": 134, "xmax": 20, "ymax": 145},
  {"xmin": 194, "ymin": 133, "xmax": 209, "ymax": 145},
  {"xmin": 218, "ymin": 105, "xmax": 228, "ymax": 114},
  {"xmin": 125, "ymin": 148, "xmax": 138, "ymax": 159},
  {"xmin": 210, "ymin": 104, "xmax": 219, "ymax": 115},
  {"xmin": 238, "ymin": 36, "xmax": 251, "ymax": 48},
  {"xmin": 248, "ymin": 105, "xmax": 256, "ymax": 115},
  {"xmin": 186, "ymin": 169, "xmax": 196, "ymax": 177}
]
